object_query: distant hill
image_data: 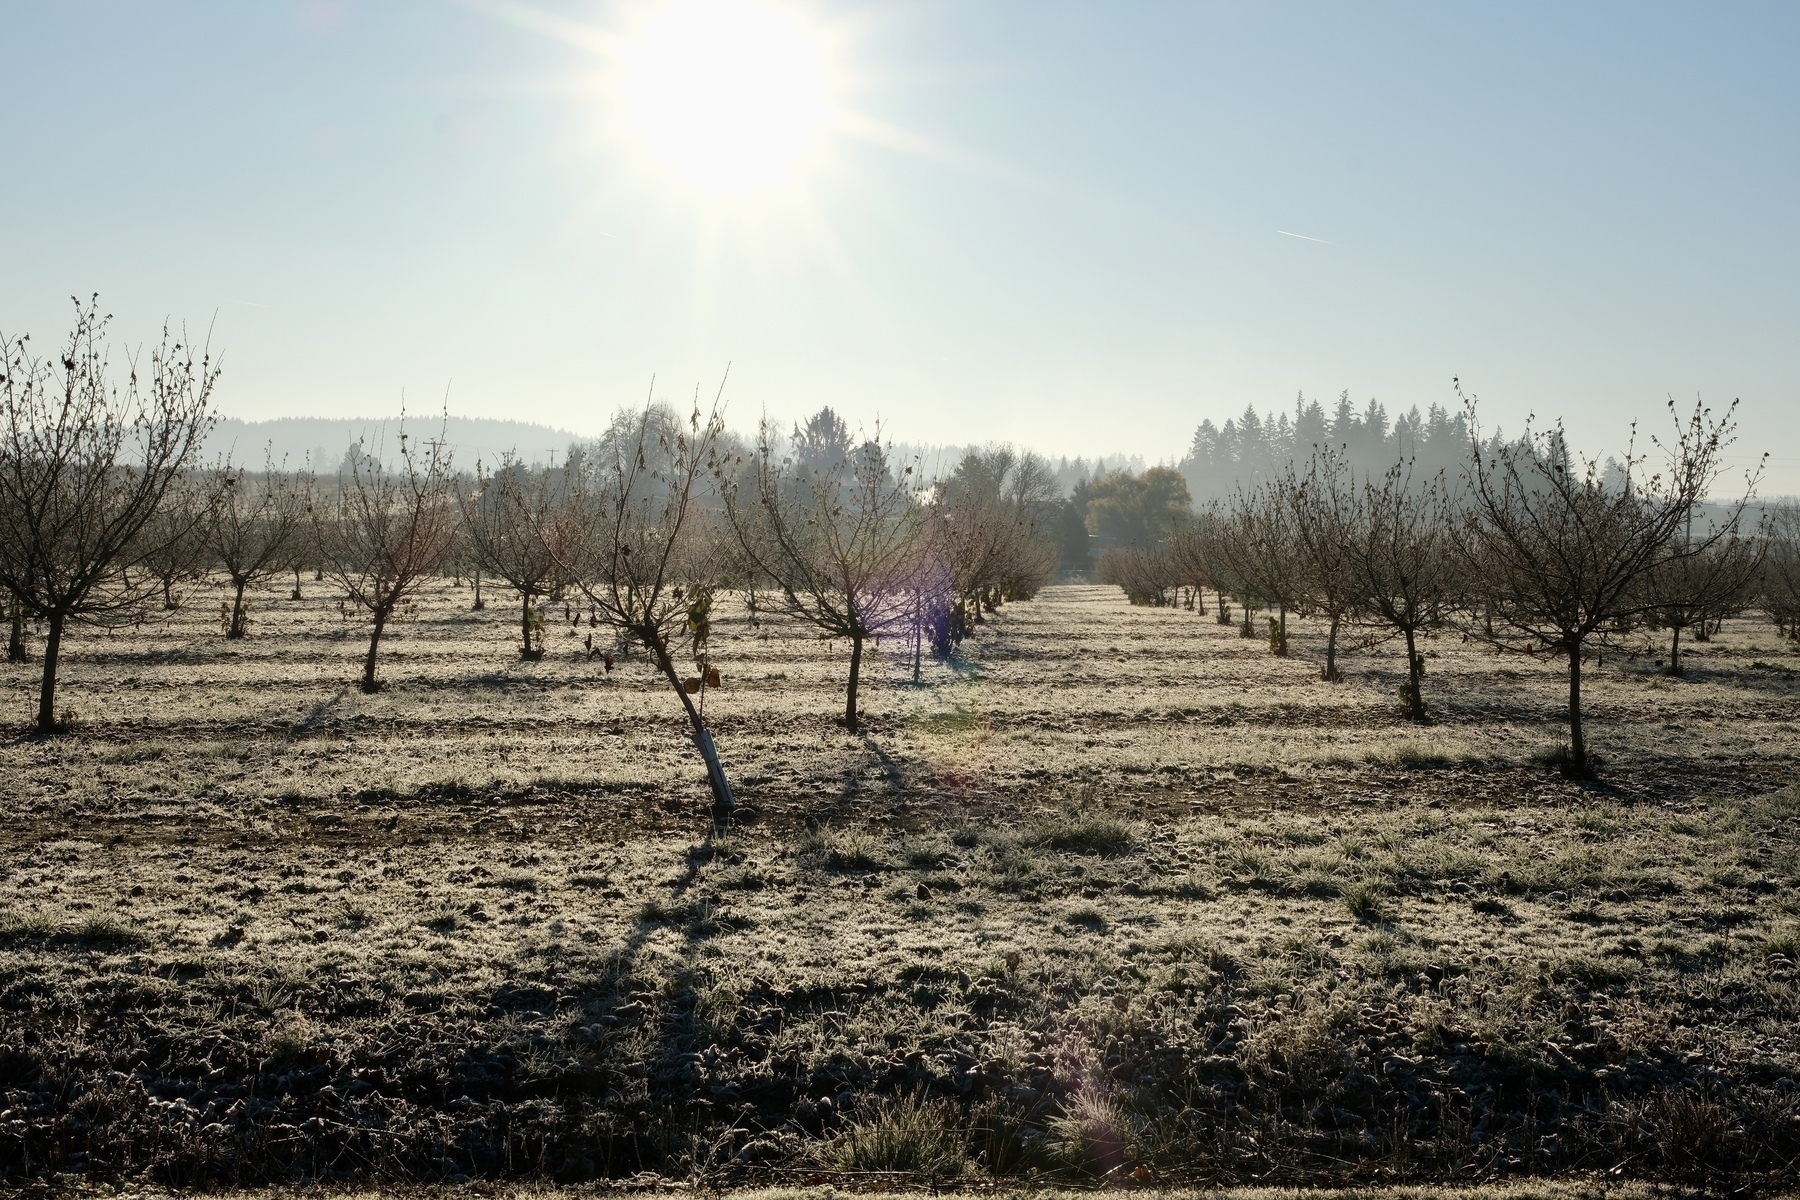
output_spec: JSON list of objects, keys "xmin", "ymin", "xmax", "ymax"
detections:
[{"xmin": 204, "ymin": 416, "xmax": 582, "ymax": 472}]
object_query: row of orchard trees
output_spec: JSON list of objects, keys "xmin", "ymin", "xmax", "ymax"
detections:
[
  {"xmin": 1100, "ymin": 390, "xmax": 1766, "ymax": 778},
  {"xmin": 0, "ymin": 303, "xmax": 1060, "ymax": 827}
]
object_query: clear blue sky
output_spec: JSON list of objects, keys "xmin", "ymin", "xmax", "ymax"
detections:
[{"xmin": 3, "ymin": 2, "xmax": 1795, "ymax": 490}]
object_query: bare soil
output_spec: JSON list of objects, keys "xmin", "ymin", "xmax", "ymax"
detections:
[{"xmin": 3, "ymin": 581, "xmax": 1799, "ymax": 1190}]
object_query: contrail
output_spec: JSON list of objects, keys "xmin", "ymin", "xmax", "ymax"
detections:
[{"xmin": 1276, "ymin": 229, "xmax": 1332, "ymax": 244}]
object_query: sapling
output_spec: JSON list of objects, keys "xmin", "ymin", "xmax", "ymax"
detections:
[
  {"xmin": 721, "ymin": 418, "xmax": 923, "ymax": 731},
  {"xmin": 315, "ymin": 423, "xmax": 457, "ymax": 692},
  {"xmin": 562, "ymin": 392, "xmax": 738, "ymax": 829}
]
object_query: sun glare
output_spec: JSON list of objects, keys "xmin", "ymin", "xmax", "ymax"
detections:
[{"xmin": 619, "ymin": 0, "xmax": 829, "ymax": 194}]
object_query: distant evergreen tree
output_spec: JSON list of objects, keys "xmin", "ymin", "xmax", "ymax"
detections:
[
  {"xmin": 793, "ymin": 406, "xmax": 852, "ymax": 472},
  {"xmin": 1061, "ymin": 477, "xmax": 1095, "ymax": 571}
]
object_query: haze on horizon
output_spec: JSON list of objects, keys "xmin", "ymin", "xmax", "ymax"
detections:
[{"xmin": 2, "ymin": 2, "xmax": 1795, "ymax": 491}]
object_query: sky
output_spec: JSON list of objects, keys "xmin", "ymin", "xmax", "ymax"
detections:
[{"xmin": 2, "ymin": 1, "xmax": 1796, "ymax": 491}]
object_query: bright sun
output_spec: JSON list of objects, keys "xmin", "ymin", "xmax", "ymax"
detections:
[{"xmin": 619, "ymin": 0, "xmax": 829, "ymax": 193}]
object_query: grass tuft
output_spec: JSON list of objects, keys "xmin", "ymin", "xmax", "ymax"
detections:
[
  {"xmin": 1030, "ymin": 811, "xmax": 1132, "ymax": 855},
  {"xmin": 799, "ymin": 826, "xmax": 889, "ymax": 872},
  {"xmin": 830, "ymin": 1092, "xmax": 966, "ymax": 1175},
  {"xmin": 1047, "ymin": 1091, "xmax": 1141, "ymax": 1176},
  {"xmin": 1344, "ymin": 883, "xmax": 1389, "ymax": 924},
  {"xmin": 69, "ymin": 915, "xmax": 143, "ymax": 947}
]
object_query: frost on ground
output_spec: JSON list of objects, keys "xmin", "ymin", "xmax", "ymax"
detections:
[{"xmin": 2, "ymin": 582, "xmax": 1799, "ymax": 1188}]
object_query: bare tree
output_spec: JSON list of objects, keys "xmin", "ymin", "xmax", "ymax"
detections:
[
  {"xmin": 1194, "ymin": 501, "xmax": 1266, "ymax": 637},
  {"xmin": 1455, "ymin": 390, "xmax": 1752, "ymax": 775},
  {"xmin": 1344, "ymin": 462, "xmax": 1461, "ymax": 720},
  {"xmin": 1172, "ymin": 510, "xmax": 1238, "ymax": 625},
  {"xmin": 893, "ymin": 549, "xmax": 952, "ymax": 683},
  {"xmin": 1095, "ymin": 544, "xmax": 1177, "ymax": 607},
  {"xmin": 207, "ymin": 454, "xmax": 312, "ymax": 638},
  {"xmin": 316, "ymin": 426, "xmax": 457, "ymax": 692},
  {"xmin": 284, "ymin": 472, "xmax": 325, "ymax": 600},
  {"xmin": 723, "ymin": 419, "xmax": 922, "ymax": 732},
  {"xmin": 564, "ymin": 395, "xmax": 737, "ymax": 829},
  {"xmin": 1761, "ymin": 503, "xmax": 1800, "ymax": 639},
  {"xmin": 460, "ymin": 455, "xmax": 578, "ymax": 659},
  {"xmin": 1218, "ymin": 485, "xmax": 1305, "ymax": 654},
  {"xmin": 0, "ymin": 298, "xmax": 217, "ymax": 733},
  {"xmin": 134, "ymin": 473, "xmax": 211, "ymax": 611},
  {"xmin": 930, "ymin": 447, "xmax": 1061, "ymax": 643},
  {"xmin": 1282, "ymin": 447, "xmax": 1366, "ymax": 681},
  {"xmin": 447, "ymin": 522, "xmax": 488, "ymax": 610},
  {"xmin": 1639, "ymin": 512, "xmax": 1764, "ymax": 673}
]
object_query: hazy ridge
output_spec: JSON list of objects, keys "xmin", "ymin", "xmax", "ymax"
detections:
[{"xmin": 204, "ymin": 415, "xmax": 583, "ymax": 472}]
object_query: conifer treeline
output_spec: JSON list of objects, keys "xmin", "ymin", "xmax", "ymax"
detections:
[{"xmin": 1180, "ymin": 391, "xmax": 1474, "ymax": 500}]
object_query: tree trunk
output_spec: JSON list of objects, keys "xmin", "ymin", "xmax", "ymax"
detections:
[
  {"xmin": 37, "ymin": 611, "xmax": 64, "ymax": 734},
  {"xmin": 162, "ymin": 578, "xmax": 177, "ymax": 610},
  {"xmin": 1403, "ymin": 626, "xmax": 1425, "ymax": 722},
  {"xmin": 1668, "ymin": 624, "xmax": 1682, "ymax": 675},
  {"xmin": 291, "ymin": 568, "xmax": 303, "ymax": 601},
  {"xmin": 362, "ymin": 604, "xmax": 389, "ymax": 692},
  {"xmin": 1272, "ymin": 603, "xmax": 1288, "ymax": 656},
  {"xmin": 520, "ymin": 594, "xmax": 535, "ymax": 657},
  {"xmin": 228, "ymin": 579, "xmax": 249, "ymax": 639},
  {"xmin": 912, "ymin": 605, "xmax": 922, "ymax": 684},
  {"xmin": 845, "ymin": 633, "xmax": 864, "ymax": 732},
  {"xmin": 7, "ymin": 599, "xmax": 25, "ymax": 664},
  {"xmin": 472, "ymin": 569, "xmax": 484, "ymax": 611},
  {"xmin": 1567, "ymin": 642, "xmax": 1587, "ymax": 776},
  {"xmin": 1323, "ymin": 613, "xmax": 1341, "ymax": 681},
  {"xmin": 1217, "ymin": 591, "xmax": 1230, "ymax": 624},
  {"xmin": 651, "ymin": 635, "xmax": 735, "ymax": 828}
]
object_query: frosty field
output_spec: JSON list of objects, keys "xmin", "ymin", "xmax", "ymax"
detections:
[{"xmin": 4, "ymin": 580, "xmax": 1799, "ymax": 1188}]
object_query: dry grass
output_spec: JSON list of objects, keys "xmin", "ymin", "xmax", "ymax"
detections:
[{"xmin": 1, "ymin": 580, "xmax": 1798, "ymax": 1189}]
